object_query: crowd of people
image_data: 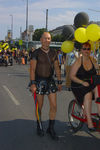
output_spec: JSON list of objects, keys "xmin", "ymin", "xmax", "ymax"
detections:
[
  {"xmin": 14, "ymin": 48, "xmax": 29, "ymax": 65},
  {"xmin": 0, "ymin": 49, "xmax": 13, "ymax": 66},
  {"xmin": 0, "ymin": 47, "xmax": 33, "ymax": 66}
]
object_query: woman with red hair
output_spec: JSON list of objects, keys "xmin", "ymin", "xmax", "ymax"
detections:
[{"xmin": 70, "ymin": 42, "xmax": 100, "ymax": 132}]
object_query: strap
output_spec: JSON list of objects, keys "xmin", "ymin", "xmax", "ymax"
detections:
[
  {"xmin": 89, "ymin": 57, "xmax": 94, "ymax": 67},
  {"xmin": 46, "ymin": 53, "xmax": 54, "ymax": 71},
  {"xmin": 81, "ymin": 56, "xmax": 83, "ymax": 65}
]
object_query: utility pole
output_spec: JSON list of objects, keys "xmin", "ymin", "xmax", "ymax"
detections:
[
  {"xmin": 26, "ymin": 0, "xmax": 28, "ymax": 49},
  {"xmin": 20, "ymin": 27, "xmax": 22, "ymax": 39},
  {"xmin": 10, "ymin": 14, "xmax": 13, "ymax": 39},
  {"xmin": 46, "ymin": 9, "xmax": 48, "ymax": 31}
]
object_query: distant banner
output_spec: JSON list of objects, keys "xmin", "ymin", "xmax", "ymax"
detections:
[{"xmin": 19, "ymin": 40, "xmax": 23, "ymax": 46}]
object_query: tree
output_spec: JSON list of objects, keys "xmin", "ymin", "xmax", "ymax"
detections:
[
  {"xmin": 51, "ymin": 34, "xmax": 63, "ymax": 42},
  {"xmin": 32, "ymin": 28, "xmax": 46, "ymax": 41}
]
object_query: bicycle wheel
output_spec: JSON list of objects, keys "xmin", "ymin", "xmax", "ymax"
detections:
[{"xmin": 68, "ymin": 100, "xmax": 84, "ymax": 132}]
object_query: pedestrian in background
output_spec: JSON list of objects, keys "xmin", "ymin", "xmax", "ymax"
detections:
[
  {"xmin": 24, "ymin": 50, "xmax": 28, "ymax": 64},
  {"xmin": 29, "ymin": 46, "xmax": 35, "ymax": 60},
  {"xmin": 58, "ymin": 50, "xmax": 63, "ymax": 70}
]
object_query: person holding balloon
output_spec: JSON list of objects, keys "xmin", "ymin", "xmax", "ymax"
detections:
[
  {"xmin": 70, "ymin": 42, "xmax": 100, "ymax": 132},
  {"xmin": 61, "ymin": 40, "xmax": 76, "ymax": 89}
]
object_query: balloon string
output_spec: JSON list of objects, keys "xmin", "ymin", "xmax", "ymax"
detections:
[{"xmin": 93, "ymin": 42, "xmax": 95, "ymax": 56}]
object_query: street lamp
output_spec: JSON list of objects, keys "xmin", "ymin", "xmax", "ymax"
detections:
[
  {"xmin": 26, "ymin": 0, "xmax": 28, "ymax": 49},
  {"xmin": 10, "ymin": 14, "xmax": 13, "ymax": 39},
  {"xmin": 46, "ymin": 9, "xmax": 48, "ymax": 31}
]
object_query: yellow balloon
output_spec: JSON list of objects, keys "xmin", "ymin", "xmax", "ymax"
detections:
[
  {"xmin": 86, "ymin": 24, "xmax": 100, "ymax": 42},
  {"xmin": 75, "ymin": 27, "xmax": 88, "ymax": 43},
  {"xmin": 61, "ymin": 41, "xmax": 74, "ymax": 53}
]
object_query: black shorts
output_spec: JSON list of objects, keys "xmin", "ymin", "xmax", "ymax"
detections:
[{"xmin": 36, "ymin": 78, "xmax": 58, "ymax": 95}]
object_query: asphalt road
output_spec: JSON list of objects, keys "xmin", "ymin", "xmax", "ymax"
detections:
[{"xmin": 0, "ymin": 62, "xmax": 100, "ymax": 150}]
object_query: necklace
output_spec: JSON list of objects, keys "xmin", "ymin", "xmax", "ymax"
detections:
[
  {"xmin": 41, "ymin": 47, "xmax": 50, "ymax": 53},
  {"xmin": 83, "ymin": 60, "xmax": 92, "ymax": 71}
]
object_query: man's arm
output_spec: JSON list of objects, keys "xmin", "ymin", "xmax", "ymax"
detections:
[
  {"xmin": 30, "ymin": 59, "xmax": 37, "ymax": 80},
  {"xmin": 30, "ymin": 59, "xmax": 37, "ymax": 93}
]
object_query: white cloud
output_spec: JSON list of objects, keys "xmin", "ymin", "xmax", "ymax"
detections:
[
  {"xmin": 48, "ymin": 10, "xmax": 76, "ymax": 29},
  {"xmin": 29, "ymin": 0, "xmax": 85, "ymax": 10}
]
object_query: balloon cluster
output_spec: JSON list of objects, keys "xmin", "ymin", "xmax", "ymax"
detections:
[
  {"xmin": 61, "ymin": 12, "xmax": 100, "ymax": 53},
  {"xmin": 75, "ymin": 24, "xmax": 100, "ymax": 43}
]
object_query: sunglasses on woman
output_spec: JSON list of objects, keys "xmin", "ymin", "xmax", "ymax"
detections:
[{"xmin": 82, "ymin": 48, "xmax": 91, "ymax": 51}]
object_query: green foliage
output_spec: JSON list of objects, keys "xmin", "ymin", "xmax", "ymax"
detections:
[
  {"xmin": 61, "ymin": 33, "xmax": 67, "ymax": 42},
  {"xmin": 32, "ymin": 28, "xmax": 65, "ymax": 42},
  {"xmin": 51, "ymin": 34, "xmax": 65, "ymax": 42},
  {"xmin": 51, "ymin": 34, "xmax": 63, "ymax": 42},
  {"xmin": 32, "ymin": 28, "xmax": 47, "ymax": 41}
]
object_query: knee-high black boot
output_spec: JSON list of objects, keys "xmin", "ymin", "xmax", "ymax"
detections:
[
  {"xmin": 37, "ymin": 120, "xmax": 44, "ymax": 137},
  {"xmin": 46, "ymin": 120, "xmax": 59, "ymax": 140}
]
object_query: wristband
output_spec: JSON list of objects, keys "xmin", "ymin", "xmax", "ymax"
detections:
[
  {"xmin": 57, "ymin": 80, "xmax": 62, "ymax": 85},
  {"xmin": 30, "ymin": 80, "xmax": 36, "ymax": 85}
]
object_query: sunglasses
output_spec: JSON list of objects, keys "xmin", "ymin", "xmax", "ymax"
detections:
[{"xmin": 82, "ymin": 48, "xmax": 91, "ymax": 51}]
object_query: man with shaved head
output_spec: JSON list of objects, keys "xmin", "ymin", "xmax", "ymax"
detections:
[{"xmin": 30, "ymin": 32, "xmax": 62, "ymax": 140}]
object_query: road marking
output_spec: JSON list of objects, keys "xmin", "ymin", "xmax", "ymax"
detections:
[
  {"xmin": 3, "ymin": 85, "xmax": 20, "ymax": 106},
  {"xmin": 8, "ymin": 73, "xmax": 29, "ymax": 77}
]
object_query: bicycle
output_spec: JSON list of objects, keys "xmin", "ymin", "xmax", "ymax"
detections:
[{"xmin": 68, "ymin": 99, "xmax": 100, "ymax": 132}]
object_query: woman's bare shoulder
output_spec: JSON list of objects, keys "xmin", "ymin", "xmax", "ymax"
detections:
[{"xmin": 73, "ymin": 56, "xmax": 81, "ymax": 66}]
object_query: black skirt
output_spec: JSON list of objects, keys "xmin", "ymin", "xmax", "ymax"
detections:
[
  {"xmin": 36, "ymin": 78, "xmax": 58, "ymax": 95},
  {"xmin": 71, "ymin": 81, "xmax": 96, "ymax": 105}
]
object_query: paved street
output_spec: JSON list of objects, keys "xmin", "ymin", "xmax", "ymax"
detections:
[{"xmin": 0, "ymin": 62, "xmax": 100, "ymax": 150}]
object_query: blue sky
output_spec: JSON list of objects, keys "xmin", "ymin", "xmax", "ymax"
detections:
[{"xmin": 0, "ymin": 0, "xmax": 100, "ymax": 40}]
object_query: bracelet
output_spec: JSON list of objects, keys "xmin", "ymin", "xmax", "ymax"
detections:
[
  {"xmin": 57, "ymin": 80, "xmax": 62, "ymax": 84},
  {"xmin": 30, "ymin": 80, "xmax": 36, "ymax": 85}
]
